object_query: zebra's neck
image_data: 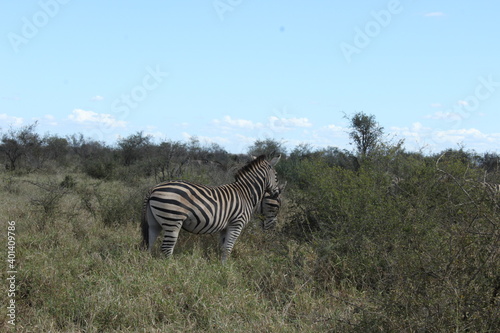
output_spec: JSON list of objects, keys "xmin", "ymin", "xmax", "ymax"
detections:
[{"xmin": 232, "ymin": 169, "xmax": 266, "ymax": 210}]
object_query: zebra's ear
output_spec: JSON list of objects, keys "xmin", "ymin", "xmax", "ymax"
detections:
[
  {"xmin": 251, "ymin": 156, "xmax": 257, "ymax": 160},
  {"xmin": 270, "ymin": 154, "xmax": 281, "ymax": 166}
]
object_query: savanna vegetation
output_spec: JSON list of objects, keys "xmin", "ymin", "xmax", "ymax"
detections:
[{"xmin": 1, "ymin": 114, "xmax": 499, "ymax": 332}]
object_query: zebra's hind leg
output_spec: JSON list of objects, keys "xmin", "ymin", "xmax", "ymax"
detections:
[
  {"xmin": 160, "ymin": 221, "xmax": 183, "ymax": 257},
  {"xmin": 146, "ymin": 204, "xmax": 162, "ymax": 252}
]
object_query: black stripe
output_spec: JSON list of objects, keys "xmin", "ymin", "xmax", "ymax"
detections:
[
  {"xmin": 150, "ymin": 197, "xmax": 203, "ymax": 228},
  {"xmin": 156, "ymin": 183, "xmax": 216, "ymax": 218}
]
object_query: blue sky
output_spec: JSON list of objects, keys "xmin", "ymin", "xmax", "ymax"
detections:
[{"xmin": 1, "ymin": 0, "xmax": 499, "ymax": 154}]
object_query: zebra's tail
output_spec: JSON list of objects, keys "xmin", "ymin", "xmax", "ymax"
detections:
[{"xmin": 140, "ymin": 187, "xmax": 153, "ymax": 250}]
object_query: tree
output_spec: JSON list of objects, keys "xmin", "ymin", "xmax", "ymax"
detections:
[
  {"xmin": 346, "ymin": 112, "xmax": 383, "ymax": 157},
  {"xmin": 479, "ymin": 152, "xmax": 500, "ymax": 173},
  {"xmin": 117, "ymin": 131, "xmax": 152, "ymax": 166},
  {"xmin": 0, "ymin": 122, "xmax": 42, "ymax": 170},
  {"xmin": 148, "ymin": 140, "xmax": 188, "ymax": 181},
  {"xmin": 44, "ymin": 135, "xmax": 69, "ymax": 164},
  {"xmin": 247, "ymin": 138, "xmax": 287, "ymax": 157},
  {"xmin": 289, "ymin": 143, "xmax": 315, "ymax": 160},
  {"xmin": 319, "ymin": 146, "xmax": 359, "ymax": 170}
]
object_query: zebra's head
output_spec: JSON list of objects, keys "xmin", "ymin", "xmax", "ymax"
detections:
[
  {"xmin": 238, "ymin": 154, "xmax": 281, "ymax": 196},
  {"xmin": 259, "ymin": 181, "xmax": 286, "ymax": 230}
]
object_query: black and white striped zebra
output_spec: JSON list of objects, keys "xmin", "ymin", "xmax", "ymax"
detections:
[
  {"xmin": 141, "ymin": 155, "xmax": 281, "ymax": 261},
  {"xmin": 257, "ymin": 181, "xmax": 286, "ymax": 230}
]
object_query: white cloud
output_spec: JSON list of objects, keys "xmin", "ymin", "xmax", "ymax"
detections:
[
  {"xmin": 213, "ymin": 116, "xmax": 263, "ymax": 130},
  {"xmin": 430, "ymin": 103, "xmax": 443, "ymax": 108},
  {"xmin": 68, "ymin": 109, "xmax": 126, "ymax": 128},
  {"xmin": 434, "ymin": 131, "xmax": 471, "ymax": 145},
  {"xmin": 390, "ymin": 122, "xmax": 434, "ymax": 150},
  {"xmin": 390, "ymin": 123, "xmax": 500, "ymax": 152},
  {"xmin": 268, "ymin": 116, "xmax": 312, "ymax": 130},
  {"xmin": 43, "ymin": 114, "xmax": 58, "ymax": 126},
  {"xmin": 435, "ymin": 128, "xmax": 485, "ymax": 142},
  {"xmin": 201, "ymin": 135, "xmax": 230, "ymax": 145},
  {"xmin": 326, "ymin": 123, "xmax": 345, "ymax": 132},
  {"xmin": 32, "ymin": 114, "xmax": 58, "ymax": 127},
  {"xmin": 90, "ymin": 95, "xmax": 104, "ymax": 101},
  {"xmin": 425, "ymin": 111, "xmax": 463, "ymax": 121},
  {"xmin": 213, "ymin": 115, "xmax": 313, "ymax": 133},
  {"xmin": 143, "ymin": 130, "xmax": 165, "ymax": 141},
  {"xmin": 182, "ymin": 132, "xmax": 230, "ymax": 146},
  {"xmin": 0, "ymin": 114, "xmax": 23, "ymax": 127},
  {"xmin": 424, "ymin": 12, "xmax": 445, "ymax": 17},
  {"xmin": 235, "ymin": 133, "xmax": 258, "ymax": 145}
]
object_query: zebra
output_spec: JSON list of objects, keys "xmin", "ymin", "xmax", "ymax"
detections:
[
  {"xmin": 257, "ymin": 181, "xmax": 286, "ymax": 230},
  {"xmin": 141, "ymin": 155, "xmax": 281, "ymax": 262}
]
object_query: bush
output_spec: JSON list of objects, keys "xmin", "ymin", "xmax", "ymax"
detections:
[
  {"xmin": 76, "ymin": 180, "xmax": 144, "ymax": 227},
  {"xmin": 82, "ymin": 159, "xmax": 116, "ymax": 180},
  {"xmin": 284, "ymin": 153, "xmax": 500, "ymax": 331},
  {"xmin": 59, "ymin": 175, "xmax": 77, "ymax": 189},
  {"xmin": 28, "ymin": 178, "xmax": 70, "ymax": 230}
]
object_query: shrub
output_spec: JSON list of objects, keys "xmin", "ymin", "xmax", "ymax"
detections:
[
  {"xmin": 28, "ymin": 178, "xmax": 69, "ymax": 230},
  {"xmin": 59, "ymin": 175, "xmax": 77, "ymax": 189},
  {"xmin": 285, "ymin": 154, "xmax": 500, "ymax": 331},
  {"xmin": 76, "ymin": 181, "xmax": 144, "ymax": 227},
  {"xmin": 82, "ymin": 159, "xmax": 115, "ymax": 180}
]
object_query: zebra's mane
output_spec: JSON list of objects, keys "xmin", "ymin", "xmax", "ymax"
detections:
[{"xmin": 235, "ymin": 155, "xmax": 267, "ymax": 180}]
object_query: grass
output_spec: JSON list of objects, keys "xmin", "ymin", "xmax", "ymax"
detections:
[
  {"xmin": 2, "ymin": 161, "xmax": 498, "ymax": 332},
  {"xmin": 0, "ymin": 172, "xmax": 361, "ymax": 332}
]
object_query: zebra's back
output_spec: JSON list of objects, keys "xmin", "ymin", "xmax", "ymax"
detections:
[{"xmin": 148, "ymin": 181, "xmax": 242, "ymax": 234}]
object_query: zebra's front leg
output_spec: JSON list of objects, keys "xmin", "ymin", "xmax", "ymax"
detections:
[
  {"xmin": 160, "ymin": 221, "xmax": 183, "ymax": 257},
  {"xmin": 219, "ymin": 224, "xmax": 244, "ymax": 263}
]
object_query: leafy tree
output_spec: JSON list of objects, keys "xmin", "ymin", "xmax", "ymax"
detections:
[
  {"xmin": 1, "ymin": 132, "xmax": 23, "ymax": 171},
  {"xmin": 247, "ymin": 138, "xmax": 287, "ymax": 157},
  {"xmin": 289, "ymin": 143, "xmax": 315, "ymax": 160},
  {"xmin": 147, "ymin": 140, "xmax": 188, "ymax": 181},
  {"xmin": 67, "ymin": 133, "xmax": 108, "ymax": 160},
  {"xmin": 319, "ymin": 146, "xmax": 359, "ymax": 170},
  {"xmin": 480, "ymin": 152, "xmax": 500, "ymax": 173},
  {"xmin": 346, "ymin": 112, "xmax": 383, "ymax": 157},
  {"xmin": 44, "ymin": 135, "xmax": 69, "ymax": 164},
  {"xmin": 0, "ymin": 122, "xmax": 42, "ymax": 170},
  {"xmin": 67, "ymin": 133, "xmax": 86, "ymax": 157},
  {"xmin": 118, "ymin": 131, "xmax": 152, "ymax": 166}
]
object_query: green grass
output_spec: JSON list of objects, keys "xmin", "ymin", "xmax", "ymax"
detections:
[
  {"xmin": 1, "ymin": 163, "xmax": 498, "ymax": 332},
  {"xmin": 0, "ymin": 172, "xmax": 360, "ymax": 332}
]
